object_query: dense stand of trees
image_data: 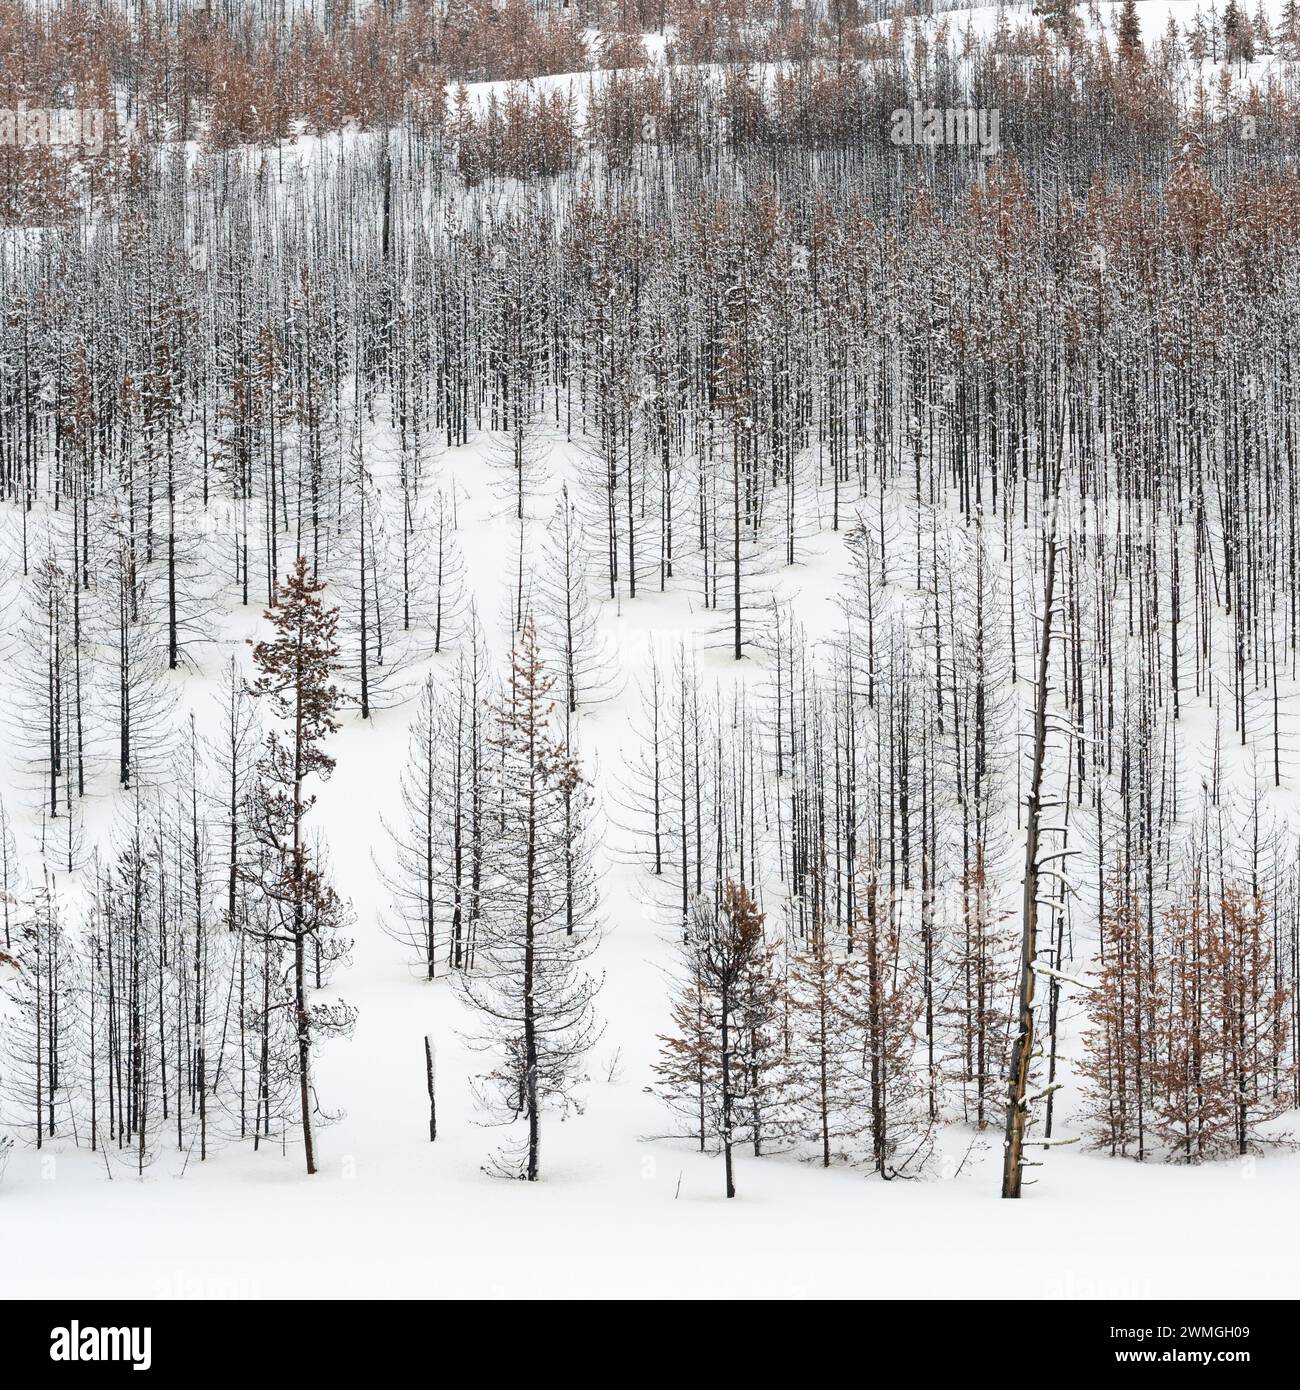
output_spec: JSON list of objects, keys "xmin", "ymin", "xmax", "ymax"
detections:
[
  {"xmin": 2, "ymin": 4, "xmax": 1300, "ymax": 1194},
  {"xmin": 0, "ymin": 565, "xmax": 356, "ymax": 1175}
]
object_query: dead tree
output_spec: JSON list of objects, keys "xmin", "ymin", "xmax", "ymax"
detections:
[{"xmin": 1002, "ymin": 473, "xmax": 1069, "ymax": 1199}]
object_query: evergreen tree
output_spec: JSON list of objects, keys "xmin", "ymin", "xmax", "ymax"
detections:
[{"xmin": 246, "ymin": 557, "xmax": 355, "ymax": 1176}]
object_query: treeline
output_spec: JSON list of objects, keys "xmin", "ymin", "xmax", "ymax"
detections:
[
  {"xmin": 6, "ymin": 2, "xmax": 1300, "ymax": 215},
  {"xmin": 653, "ymin": 870, "xmax": 1293, "ymax": 1192},
  {"xmin": 0, "ymin": 0, "xmax": 977, "ymax": 138}
]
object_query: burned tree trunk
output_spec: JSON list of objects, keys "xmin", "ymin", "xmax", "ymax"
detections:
[{"xmin": 1002, "ymin": 486, "xmax": 1062, "ymax": 1200}]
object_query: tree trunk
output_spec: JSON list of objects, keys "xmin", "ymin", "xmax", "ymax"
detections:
[{"xmin": 1002, "ymin": 496, "xmax": 1060, "ymax": 1199}]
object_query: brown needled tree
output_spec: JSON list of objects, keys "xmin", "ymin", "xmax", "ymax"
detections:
[
  {"xmin": 657, "ymin": 880, "xmax": 775, "ymax": 1199},
  {"xmin": 248, "ymin": 556, "xmax": 354, "ymax": 1176}
]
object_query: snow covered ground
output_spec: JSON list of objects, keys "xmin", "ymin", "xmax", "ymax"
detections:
[{"xmin": 8, "ymin": 1126, "xmax": 1299, "ymax": 1299}]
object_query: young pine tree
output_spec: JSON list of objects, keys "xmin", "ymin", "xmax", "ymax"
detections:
[
  {"xmin": 246, "ymin": 557, "xmax": 355, "ymax": 1176},
  {"xmin": 655, "ymin": 881, "xmax": 777, "ymax": 1198}
]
